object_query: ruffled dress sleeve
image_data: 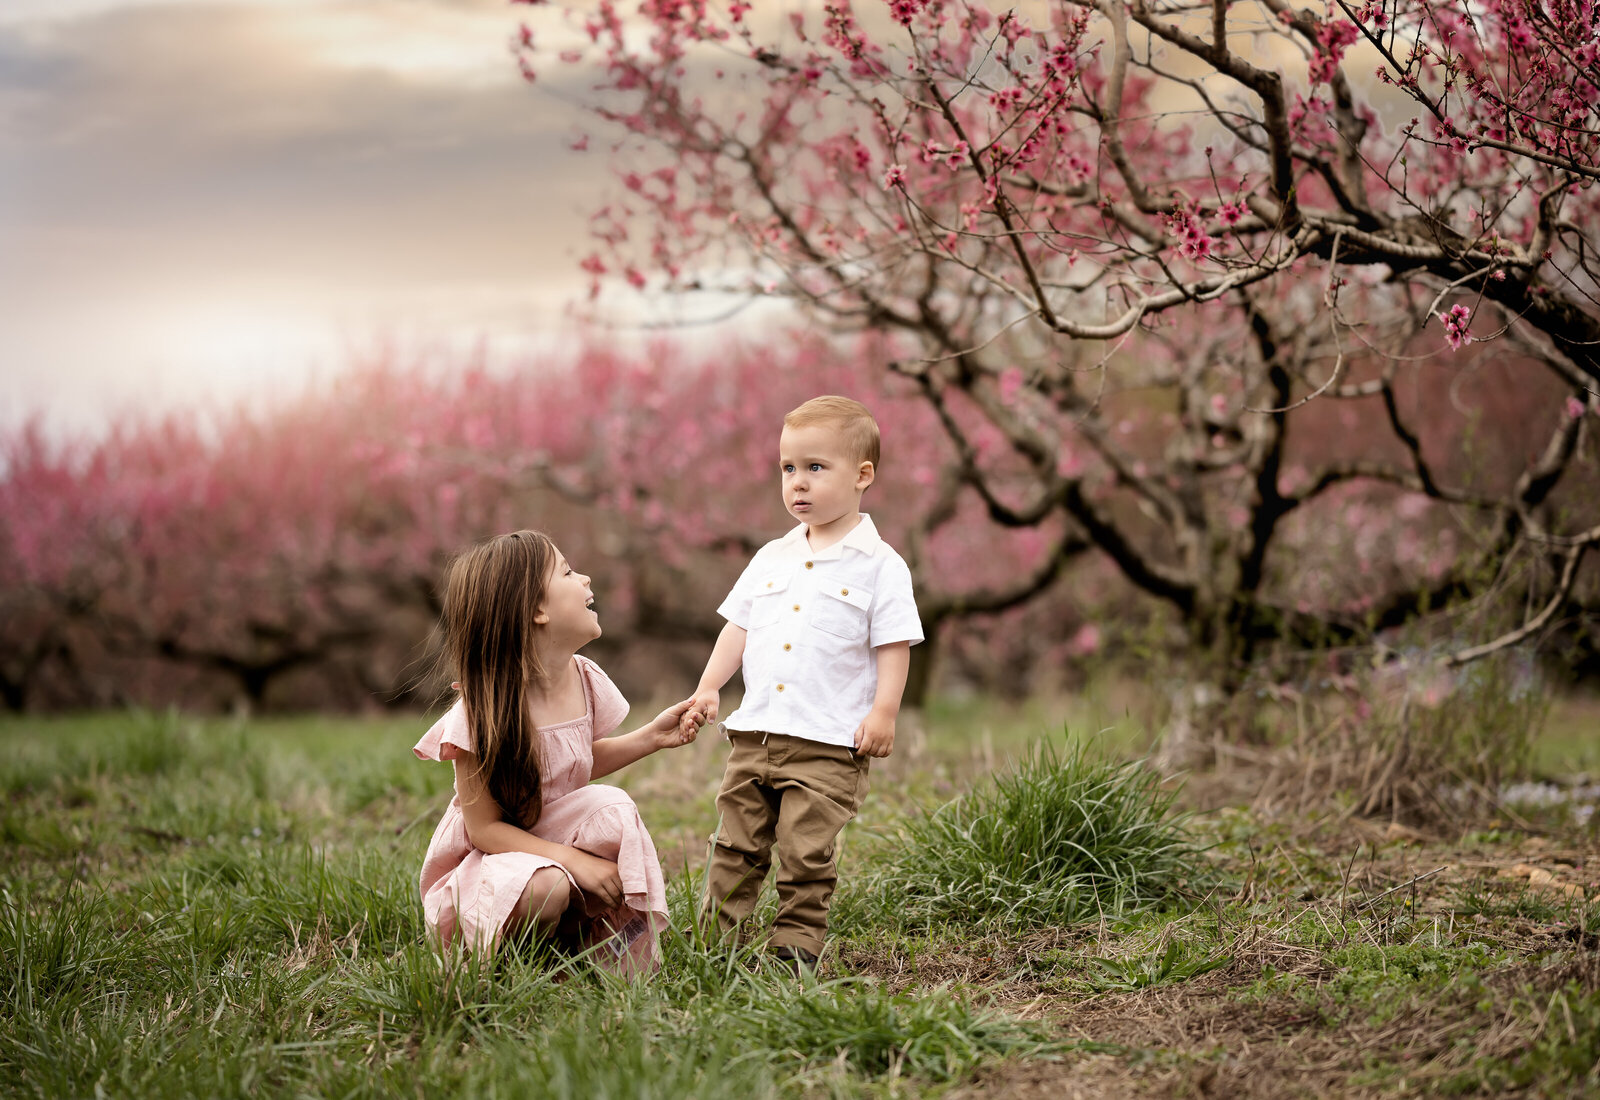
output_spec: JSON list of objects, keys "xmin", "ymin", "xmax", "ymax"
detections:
[
  {"xmin": 576, "ymin": 655, "xmax": 631, "ymax": 740},
  {"xmin": 413, "ymin": 698, "xmax": 475, "ymax": 761}
]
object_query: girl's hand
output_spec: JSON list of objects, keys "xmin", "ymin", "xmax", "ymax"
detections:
[
  {"xmin": 652, "ymin": 696, "xmax": 701, "ymax": 749},
  {"xmin": 565, "ymin": 850, "xmax": 624, "ymax": 914}
]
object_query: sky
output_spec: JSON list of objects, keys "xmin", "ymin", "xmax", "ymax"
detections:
[{"xmin": 0, "ymin": 0, "xmax": 642, "ymax": 433}]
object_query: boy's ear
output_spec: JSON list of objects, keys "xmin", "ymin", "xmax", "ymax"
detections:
[
  {"xmin": 856, "ymin": 460, "xmax": 875, "ymax": 491},
  {"xmin": 533, "ymin": 604, "xmax": 551, "ymax": 625}
]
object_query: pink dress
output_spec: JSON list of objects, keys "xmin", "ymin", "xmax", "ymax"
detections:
[{"xmin": 412, "ymin": 655, "xmax": 667, "ymax": 975}]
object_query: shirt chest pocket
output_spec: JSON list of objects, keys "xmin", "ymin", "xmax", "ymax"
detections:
[
  {"xmin": 746, "ymin": 573, "xmax": 793, "ymax": 631},
  {"xmin": 812, "ymin": 582, "xmax": 873, "ymax": 641}
]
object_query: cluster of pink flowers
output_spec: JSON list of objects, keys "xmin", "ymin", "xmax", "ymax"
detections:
[
  {"xmin": 916, "ymin": 139, "xmax": 971, "ymax": 170},
  {"xmin": 1309, "ymin": 18, "xmax": 1360, "ymax": 84},
  {"xmin": 1352, "ymin": 2, "xmax": 1390, "ymax": 29},
  {"xmin": 888, "ymin": 0, "xmax": 929, "ymax": 28},
  {"xmin": 1439, "ymin": 303, "xmax": 1473, "ymax": 351},
  {"xmin": 1165, "ymin": 207, "xmax": 1216, "ymax": 261}
]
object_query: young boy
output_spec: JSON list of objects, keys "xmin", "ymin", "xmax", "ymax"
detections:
[{"xmin": 685, "ymin": 395, "xmax": 923, "ymax": 971}]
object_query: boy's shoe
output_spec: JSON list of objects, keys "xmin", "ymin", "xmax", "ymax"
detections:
[{"xmin": 771, "ymin": 944, "xmax": 819, "ymax": 976}]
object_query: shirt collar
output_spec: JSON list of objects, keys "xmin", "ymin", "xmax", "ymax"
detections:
[{"xmin": 778, "ymin": 514, "xmax": 883, "ymax": 558}]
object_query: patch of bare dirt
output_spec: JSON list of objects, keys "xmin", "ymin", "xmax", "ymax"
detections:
[{"xmin": 927, "ymin": 827, "xmax": 1600, "ymax": 1097}]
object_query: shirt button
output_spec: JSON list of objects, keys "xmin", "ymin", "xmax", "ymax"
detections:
[
  {"xmin": 840, "ymin": 588, "xmax": 849, "ymax": 596},
  {"xmin": 793, "ymin": 604, "xmax": 800, "ymax": 612},
  {"xmin": 766, "ymin": 582, "xmax": 773, "ymax": 588},
  {"xmin": 805, "ymin": 561, "xmax": 813, "ymax": 569},
  {"xmin": 776, "ymin": 684, "xmax": 785, "ymax": 692},
  {"xmin": 783, "ymin": 643, "xmax": 792, "ymax": 651}
]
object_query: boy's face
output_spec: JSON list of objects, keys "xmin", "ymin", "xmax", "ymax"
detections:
[{"xmin": 778, "ymin": 422, "xmax": 874, "ymax": 531}]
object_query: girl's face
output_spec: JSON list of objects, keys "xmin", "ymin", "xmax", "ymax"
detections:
[{"xmin": 535, "ymin": 547, "xmax": 601, "ymax": 646}]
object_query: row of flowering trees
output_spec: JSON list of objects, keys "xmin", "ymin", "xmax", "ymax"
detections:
[
  {"xmin": 2, "ymin": 321, "xmax": 1592, "ymax": 713},
  {"xmin": 510, "ymin": 0, "xmax": 1600, "ymax": 744},
  {"xmin": 0, "ymin": 337, "xmax": 1107, "ymax": 711}
]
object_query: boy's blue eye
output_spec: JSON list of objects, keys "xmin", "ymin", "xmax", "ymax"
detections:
[{"xmin": 810, "ymin": 463, "xmax": 823, "ymax": 472}]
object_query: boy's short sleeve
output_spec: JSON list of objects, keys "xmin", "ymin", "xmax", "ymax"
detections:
[
  {"xmin": 578, "ymin": 656, "xmax": 631, "ymax": 740},
  {"xmin": 715, "ymin": 553, "xmax": 767, "ymax": 630},
  {"xmin": 869, "ymin": 552, "xmax": 925, "ymax": 649}
]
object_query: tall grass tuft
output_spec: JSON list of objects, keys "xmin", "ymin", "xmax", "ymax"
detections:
[{"xmin": 848, "ymin": 736, "xmax": 1199, "ymax": 931}]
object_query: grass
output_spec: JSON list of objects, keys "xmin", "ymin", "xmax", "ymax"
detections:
[
  {"xmin": 2, "ymin": 695, "xmax": 1598, "ymax": 1098},
  {"xmin": 843, "ymin": 740, "xmax": 1200, "ymax": 933}
]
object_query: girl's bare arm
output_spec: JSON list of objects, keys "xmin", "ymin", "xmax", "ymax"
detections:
[
  {"xmin": 453, "ymin": 753, "xmax": 623, "ymax": 908},
  {"xmin": 590, "ymin": 696, "xmax": 699, "ymax": 780}
]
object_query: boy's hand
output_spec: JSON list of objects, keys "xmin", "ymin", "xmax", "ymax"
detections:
[
  {"xmin": 688, "ymin": 688, "xmax": 720, "ymax": 728},
  {"xmin": 652, "ymin": 697, "xmax": 700, "ymax": 749},
  {"xmin": 852, "ymin": 709, "xmax": 896, "ymax": 759}
]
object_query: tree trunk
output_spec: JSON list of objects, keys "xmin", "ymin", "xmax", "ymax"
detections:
[{"xmin": 903, "ymin": 616, "xmax": 941, "ymax": 710}]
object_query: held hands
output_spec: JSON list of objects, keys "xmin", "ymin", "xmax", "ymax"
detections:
[
  {"xmin": 852, "ymin": 708, "xmax": 897, "ymax": 759},
  {"xmin": 678, "ymin": 687, "xmax": 719, "ymax": 741},
  {"xmin": 565, "ymin": 849, "xmax": 624, "ymax": 915},
  {"xmin": 651, "ymin": 697, "xmax": 701, "ymax": 749}
]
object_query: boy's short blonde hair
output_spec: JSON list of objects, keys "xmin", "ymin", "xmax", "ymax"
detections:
[{"xmin": 783, "ymin": 395, "xmax": 881, "ymax": 469}]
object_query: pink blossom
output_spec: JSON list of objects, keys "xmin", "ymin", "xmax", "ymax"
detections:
[
  {"xmin": 1566, "ymin": 396, "xmax": 1588, "ymax": 420},
  {"xmin": 889, "ymin": 0, "xmax": 925, "ymax": 26},
  {"xmin": 1066, "ymin": 623, "xmax": 1101, "ymax": 656},
  {"xmin": 998, "ymin": 366, "xmax": 1024, "ymax": 404},
  {"xmin": 1308, "ymin": 19, "xmax": 1358, "ymax": 84},
  {"xmin": 881, "ymin": 163, "xmax": 906, "ymax": 189},
  {"xmin": 1164, "ymin": 207, "xmax": 1215, "ymax": 261},
  {"xmin": 1439, "ymin": 303, "xmax": 1473, "ymax": 351}
]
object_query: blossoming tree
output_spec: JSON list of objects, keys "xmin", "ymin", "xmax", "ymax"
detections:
[{"xmin": 519, "ymin": 0, "xmax": 1599, "ymax": 723}]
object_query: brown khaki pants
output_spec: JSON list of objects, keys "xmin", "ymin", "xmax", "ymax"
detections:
[{"xmin": 703, "ymin": 731, "xmax": 871, "ymax": 956}]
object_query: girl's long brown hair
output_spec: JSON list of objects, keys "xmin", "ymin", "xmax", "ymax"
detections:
[{"xmin": 439, "ymin": 530, "xmax": 556, "ymax": 829}]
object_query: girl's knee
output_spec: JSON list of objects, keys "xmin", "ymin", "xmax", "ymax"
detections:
[{"xmin": 514, "ymin": 868, "xmax": 572, "ymax": 927}]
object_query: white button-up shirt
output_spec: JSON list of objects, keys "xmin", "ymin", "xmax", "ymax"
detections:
[{"xmin": 717, "ymin": 514, "xmax": 924, "ymax": 747}]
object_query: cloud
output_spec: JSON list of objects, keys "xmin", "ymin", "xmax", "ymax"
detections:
[{"xmin": 0, "ymin": 1, "xmax": 622, "ymax": 427}]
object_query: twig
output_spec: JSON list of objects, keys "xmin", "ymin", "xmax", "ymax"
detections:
[{"xmin": 1353, "ymin": 865, "xmax": 1447, "ymax": 912}]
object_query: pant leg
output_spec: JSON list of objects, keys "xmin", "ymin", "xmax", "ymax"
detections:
[
  {"xmin": 703, "ymin": 732, "xmax": 780, "ymax": 939},
  {"xmin": 769, "ymin": 736, "xmax": 871, "ymax": 956}
]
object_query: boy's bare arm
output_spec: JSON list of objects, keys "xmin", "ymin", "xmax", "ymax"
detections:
[
  {"xmin": 854, "ymin": 641, "xmax": 910, "ymax": 758},
  {"xmin": 688, "ymin": 621, "xmax": 747, "ymax": 726}
]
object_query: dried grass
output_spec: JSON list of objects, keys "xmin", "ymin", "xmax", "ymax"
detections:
[{"xmin": 1239, "ymin": 654, "xmax": 1548, "ymax": 829}]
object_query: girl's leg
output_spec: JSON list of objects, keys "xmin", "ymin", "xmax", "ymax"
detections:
[{"xmin": 506, "ymin": 867, "xmax": 572, "ymax": 936}]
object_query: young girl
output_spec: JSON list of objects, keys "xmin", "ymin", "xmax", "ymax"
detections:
[{"xmin": 413, "ymin": 530, "xmax": 698, "ymax": 975}]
